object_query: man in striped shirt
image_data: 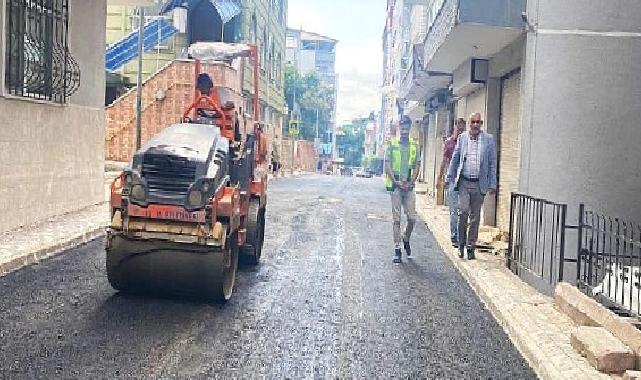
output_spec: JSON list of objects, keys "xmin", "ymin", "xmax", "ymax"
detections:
[{"xmin": 445, "ymin": 113, "xmax": 497, "ymax": 260}]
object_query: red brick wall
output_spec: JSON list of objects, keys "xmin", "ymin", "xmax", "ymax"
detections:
[
  {"xmin": 280, "ymin": 139, "xmax": 318, "ymax": 172},
  {"xmin": 106, "ymin": 60, "xmax": 243, "ymax": 162},
  {"xmin": 106, "ymin": 59, "xmax": 318, "ymax": 172}
]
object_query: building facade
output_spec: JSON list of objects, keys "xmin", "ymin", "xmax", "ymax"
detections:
[
  {"xmin": 391, "ymin": 0, "xmax": 641, "ymax": 231},
  {"xmin": 381, "ymin": 0, "xmax": 426, "ymax": 169},
  {"xmin": 285, "ymin": 28, "xmax": 338, "ymax": 169},
  {"xmin": 0, "ymin": 0, "xmax": 107, "ymax": 232},
  {"xmin": 106, "ymin": 0, "xmax": 287, "ymax": 142}
]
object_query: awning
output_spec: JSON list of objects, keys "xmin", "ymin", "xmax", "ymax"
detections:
[{"xmin": 161, "ymin": 0, "xmax": 241, "ymax": 24}]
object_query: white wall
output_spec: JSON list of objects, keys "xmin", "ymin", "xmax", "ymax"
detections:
[
  {"xmin": 0, "ymin": 0, "xmax": 107, "ymax": 232},
  {"xmin": 520, "ymin": 0, "xmax": 641, "ymax": 224}
]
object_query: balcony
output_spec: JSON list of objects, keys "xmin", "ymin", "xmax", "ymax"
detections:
[
  {"xmin": 423, "ymin": 0, "xmax": 526, "ymax": 73},
  {"xmin": 399, "ymin": 44, "xmax": 451, "ymax": 102}
]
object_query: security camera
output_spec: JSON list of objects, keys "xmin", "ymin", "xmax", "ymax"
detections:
[{"xmin": 521, "ymin": 12, "xmax": 528, "ymax": 23}]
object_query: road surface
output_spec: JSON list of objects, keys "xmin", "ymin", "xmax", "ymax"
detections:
[{"xmin": 0, "ymin": 175, "xmax": 535, "ymax": 379}]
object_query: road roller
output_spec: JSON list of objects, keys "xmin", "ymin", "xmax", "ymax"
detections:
[{"xmin": 106, "ymin": 43, "xmax": 268, "ymax": 302}]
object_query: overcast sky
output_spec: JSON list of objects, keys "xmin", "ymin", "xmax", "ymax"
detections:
[{"xmin": 287, "ymin": 0, "xmax": 387, "ymax": 124}]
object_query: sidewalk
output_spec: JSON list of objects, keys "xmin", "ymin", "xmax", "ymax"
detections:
[
  {"xmin": 416, "ymin": 195, "xmax": 611, "ymax": 379},
  {"xmin": 0, "ymin": 169, "xmax": 307, "ymax": 277},
  {"xmin": 0, "ymin": 203, "xmax": 109, "ymax": 276}
]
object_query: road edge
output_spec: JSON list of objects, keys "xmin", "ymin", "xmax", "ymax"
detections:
[
  {"xmin": 0, "ymin": 227, "xmax": 106, "ymax": 277},
  {"xmin": 416, "ymin": 205, "xmax": 555, "ymax": 380}
]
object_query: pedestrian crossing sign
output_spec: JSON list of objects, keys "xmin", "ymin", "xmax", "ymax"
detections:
[{"xmin": 289, "ymin": 119, "xmax": 300, "ymax": 137}]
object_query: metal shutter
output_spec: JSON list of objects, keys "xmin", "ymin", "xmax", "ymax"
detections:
[{"xmin": 497, "ymin": 70, "xmax": 523, "ymax": 231}]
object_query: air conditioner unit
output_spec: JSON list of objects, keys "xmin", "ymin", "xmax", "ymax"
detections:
[
  {"xmin": 426, "ymin": 92, "xmax": 447, "ymax": 113},
  {"xmin": 453, "ymin": 58, "xmax": 489, "ymax": 97}
]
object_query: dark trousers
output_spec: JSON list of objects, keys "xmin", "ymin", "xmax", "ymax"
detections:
[{"xmin": 457, "ymin": 178, "xmax": 485, "ymax": 249}]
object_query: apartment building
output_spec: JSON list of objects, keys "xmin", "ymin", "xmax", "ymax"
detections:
[
  {"xmin": 285, "ymin": 28, "xmax": 338, "ymax": 168},
  {"xmin": 390, "ymin": 0, "xmax": 641, "ymax": 230},
  {"xmin": 106, "ymin": 0, "xmax": 287, "ymax": 135},
  {"xmin": 0, "ymin": 0, "xmax": 108, "ymax": 232}
]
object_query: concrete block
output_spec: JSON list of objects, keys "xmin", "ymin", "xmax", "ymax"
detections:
[
  {"xmin": 625, "ymin": 370, "xmax": 641, "ymax": 380},
  {"xmin": 555, "ymin": 284, "xmax": 641, "ymax": 369},
  {"xmin": 554, "ymin": 282, "xmax": 610, "ymax": 327},
  {"xmin": 603, "ymin": 315, "xmax": 641, "ymax": 369},
  {"xmin": 570, "ymin": 326, "xmax": 635, "ymax": 373},
  {"xmin": 479, "ymin": 225, "xmax": 501, "ymax": 234}
]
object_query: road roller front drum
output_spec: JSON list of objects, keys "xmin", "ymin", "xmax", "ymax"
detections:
[{"xmin": 105, "ymin": 228, "xmax": 239, "ymax": 303}]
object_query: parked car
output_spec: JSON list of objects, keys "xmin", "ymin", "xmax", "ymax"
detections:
[{"xmin": 354, "ymin": 167, "xmax": 373, "ymax": 178}]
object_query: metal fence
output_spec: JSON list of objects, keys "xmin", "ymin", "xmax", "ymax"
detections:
[
  {"xmin": 507, "ymin": 193, "xmax": 575, "ymax": 294},
  {"xmin": 5, "ymin": 0, "xmax": 80, "ymax": 103},
  {"xmin": 577, "ymin": 205, "xmax": 641, "ymax": 317}
]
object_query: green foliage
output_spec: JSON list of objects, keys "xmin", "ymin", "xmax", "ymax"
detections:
[
  {"xmin": 284, "ymin": 65, "xmax": 334, "ymax": 141},
  {"xmin": 362, "ymin": 155, "xmax": 376, "ymax": 169},
  {"xmin": 337, "ymin": 119, "xmax": 365, "ymax": 167},
  {"xmin": 336, "ymin": 112, "xmax": 379, "ymax": 168}
]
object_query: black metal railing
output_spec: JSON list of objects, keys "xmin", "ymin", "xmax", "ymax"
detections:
[
  {"xmin": 5, "ymin": 0, "xmax": 80, "ymax": 103},
  {"xmin": 577, "ymin": 206, "xmax": 641, "ymax": 317},
  {"xmin": 507, "ymin": 193, "xmax": 575, "ymax": 294}
]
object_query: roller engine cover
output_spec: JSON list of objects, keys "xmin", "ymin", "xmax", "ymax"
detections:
[{"xmin": 127, "ymin": 123, "xmax": 230, "ymax": 209}]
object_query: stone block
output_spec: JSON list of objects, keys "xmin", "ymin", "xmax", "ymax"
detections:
[
  {"xmin": 555, "ymin": 284, "xmax": 641, "ymax": 369},
  {"xmin": 625, "ymin": 370, "xmax": 641, "ymax": 380},
  {"xmin": 570, "ymin": 326, "xmax": 635, "ymax": 373},
  {"xmin": 554, "ymin": 282, "xmax": 610, "ymax": 327},
  {"xmin": 603, "ymin": 315, "xmax": 641, "ymax": 369}
]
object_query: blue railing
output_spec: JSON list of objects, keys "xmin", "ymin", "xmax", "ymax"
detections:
[{"xmin": 106, "ymin": 19, "xmax": 177, "ymax": 72}]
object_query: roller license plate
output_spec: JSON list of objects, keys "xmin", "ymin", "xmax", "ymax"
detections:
[{"xmin": 128, "ymin": 204, "xmax": 206, "ymax": 223}]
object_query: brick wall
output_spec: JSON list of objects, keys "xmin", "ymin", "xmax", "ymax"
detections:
[
  {"xmin": 106, "ymin": 60, "xmax": 243, "ymax": 162},
  {"xmin": 280, "ymin": 139, "xmax": 318, "ymax": 172}
]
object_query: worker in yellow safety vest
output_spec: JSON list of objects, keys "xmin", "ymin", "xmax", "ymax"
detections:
[{"xmin": 385, "ymin": 116, "xmax": 421, "ymax": 264}]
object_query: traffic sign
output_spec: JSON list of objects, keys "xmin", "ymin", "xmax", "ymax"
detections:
[{"xmin": 289, "ymin": 119, "xmax": 300, "ymax": 137}]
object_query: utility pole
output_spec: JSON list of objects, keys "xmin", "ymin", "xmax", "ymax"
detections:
[
  {"xmin": 315, "ymin": 107, "xmax": 320, "ymax": 173},
  {"xmin": 135, "ymin": 6, "xmax": 145, "ymax": 151},
  {"xmin": 315, "ymin": 107, "xmax": 319, "ymax": 139},
  {"xmin": 291, "ymin": 85, "xmax": 297, "ymax": 175}
]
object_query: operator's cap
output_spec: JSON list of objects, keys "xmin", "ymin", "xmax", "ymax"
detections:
[{"xmin": 399, "ymin": 116, "xmax": 412, "ymax": 127}]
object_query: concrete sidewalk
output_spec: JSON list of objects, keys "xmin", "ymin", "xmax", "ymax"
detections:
[
  {"xmin": 0, "ymin": 203, "xmax": 109, "ymax": 276},
  {"xmin": 416, "ymin": 195, "xmax": 611, "ymax": 379},
  {"xmin": 0, "ymin": 169, "xmax": 309, "ymax": 277}
]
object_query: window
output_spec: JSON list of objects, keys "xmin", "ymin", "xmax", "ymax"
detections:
[
  {"xmin": 268, "ymin": 37, "xmax": 274, "ymax": 81},
  {"xmin": 4, "ymin": 0, "xmax": 80, "ymax": 103},
  {"xmin": 276, "ymin": 52, "xmax": 281, "ymax": 83},
  {"xmin": 250, "ymin": 14, "xmax": 257, "ymax": 43},
  {"xmin": 286, "ymin": 35, "xmax": 297, "ymax": 49}
]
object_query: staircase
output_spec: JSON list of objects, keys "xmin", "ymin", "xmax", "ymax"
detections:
[
  {"xmin": 106, "ymin": 19, "xmax": 177, "ymax": 72},
  {"xmin": 105, "ymin": 59, "xmax": 243, "ymax": 162}
]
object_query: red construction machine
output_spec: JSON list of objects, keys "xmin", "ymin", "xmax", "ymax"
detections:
[{"xmin": 106, "ymin": 43, "xmax": 268, "ymax": 302}]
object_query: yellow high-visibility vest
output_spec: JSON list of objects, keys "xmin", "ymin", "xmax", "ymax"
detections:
[{"xmin": 385, "ymin": 138, "xmax": 419, "ymax": 191}]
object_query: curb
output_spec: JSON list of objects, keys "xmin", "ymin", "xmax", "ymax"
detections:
[
  {"xmin": 0, "ymin": 227, "xmax": 106, "ymax": 277},
  {"xmin": 415, "ymin": 203, "xmax": 556, "ymax": 380}
]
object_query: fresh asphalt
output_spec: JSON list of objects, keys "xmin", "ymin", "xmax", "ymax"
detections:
[{"xmin": 0, "ymin": 175, "xmax": 536, "ymax": 379}]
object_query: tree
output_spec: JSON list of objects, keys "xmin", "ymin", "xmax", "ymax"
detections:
[
  {"xmin": 336, "ymin": 113, "xmax": 378, "ymax": 168},
  {"xmin": 284, "ymin": 65, "xmax": 334, "ymax": 141}
]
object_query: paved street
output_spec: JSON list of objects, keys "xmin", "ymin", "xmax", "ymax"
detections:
[{"xmin": 0, "ymin": 175, "xmax": 535, "ymax": 379}]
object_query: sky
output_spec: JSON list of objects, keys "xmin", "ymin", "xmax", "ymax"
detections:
[{"xmin": 287, "ymin": 0, "xmax": 387, "ymax": 125}]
